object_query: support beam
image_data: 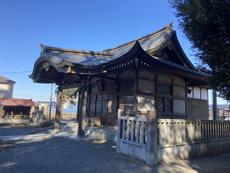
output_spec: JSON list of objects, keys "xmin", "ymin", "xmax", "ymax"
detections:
[
  {"xmin": 54, "ymin": 88, "xmax": 62, "ymax": 129},
  {"xmin": 213, "ymin": 89, "xmax": 217, "ymax": 120},
  {"xmin": 77, "ymin": 85, "xmax": 88, "ymax": 137}
]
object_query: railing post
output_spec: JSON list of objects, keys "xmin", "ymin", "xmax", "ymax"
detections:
[
  {"xmin": 146, "ymin": 110, "xmax": 157, "ymax": 165},
  {"xmin": 131, "ymin": 120, "xmax": 134, "ymax": 142},
  {"xmin": 140, "ymin": 121, "xmax": 145, "ymax": 144},
  {"xmin": 126, "ymin": 118, "xmax": 130, "ymax": 140},
  {"xmin": 135, "ymin": 120, "xmax": 140, "ymax": 143},
  {"xmin": 116, "ymin": 109, "xmax": 123, "ymax": 152}
]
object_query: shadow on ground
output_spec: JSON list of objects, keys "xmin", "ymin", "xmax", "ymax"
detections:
[
  {"xmin": 0, "ymin": 123, "xmax": 230, "ymax": 173},
  {"xmin": 0, "ymin": 135, "xmax": 153, "ymax": 173}
]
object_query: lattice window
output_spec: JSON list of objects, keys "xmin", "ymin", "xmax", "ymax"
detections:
[
  {"xmin": 119, "ymin": 96, "xmax": 126, "ymax": 110},
  {"xmin": 119, "ymin": 96, "xmax": 135, "ymax": 116},
  {"xmin": 158, "ymin": 97, "xmax": 172, "ymax": 114}
]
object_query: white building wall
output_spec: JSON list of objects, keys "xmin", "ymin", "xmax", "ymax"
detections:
[{"xmin": 0, "ymin": 83, "xmax": 14, "ymax": 98}]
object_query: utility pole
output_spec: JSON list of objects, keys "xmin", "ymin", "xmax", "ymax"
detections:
[
  {"xmin": 49, "ymin": 84, "xmax": 53, "ymax": 121},
  {"xmin": 213, "ymin": 89, "xmax": 217, "ymax": 120}
]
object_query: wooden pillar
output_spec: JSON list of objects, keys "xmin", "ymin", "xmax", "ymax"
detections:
[
  {"xmin": 76, "ymin": 92, "xmax": 81, "ymax": 121},
  {"xmin": 54, "ymin": 88, "xmax": 62, "ymax": 129},
  {"xmin": 134, "ymin": 58, "xmax": 139, "ymax": 116},
  {"xmin": 146, "ymin": 110, "xmax": 158, "ymax": 165},
  {"xmin": 77, "ymin": 85, "xmax": 88, "ymax": 137},
  {"xmin": 213, "ymin": 89, "xmax": 217, "ymax": 120}
]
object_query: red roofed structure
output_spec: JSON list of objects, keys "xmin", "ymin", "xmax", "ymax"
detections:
[
  {"xmin": 0, "ymin": 98, "xmax": 35, "ymax": 119},
  {"xmin": 0, "ymin": 98, "xmax": 35, "ymax": 107}
]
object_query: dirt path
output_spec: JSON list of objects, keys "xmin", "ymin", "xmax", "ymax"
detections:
[{"xmin": 0, "ymin": 123, "xmax": 230, "ymax": 173}]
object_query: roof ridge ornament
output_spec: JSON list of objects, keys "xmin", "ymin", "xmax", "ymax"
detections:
[
  {"xmin": 40, "ymin": 44, "xmax": 46, "ymax": 53},
  {"xmin": 167, "ymin": 22, "xmax": 173, "ymax": 30}
]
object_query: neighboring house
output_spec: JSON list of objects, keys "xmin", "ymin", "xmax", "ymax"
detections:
[
  {"xmin": 0, "ymin": 76, "xmax": 15, "ymax": 98},
  {"xmin": 36, "ymin": 101, "xmax": 49, "ymax": 116},
  {"xmin": 36, "ymin": 100, "xmax": 75, "ymax": 120},
  {"xmin": 209, "ymin": 104, "xmax": 230, "ymax": 120},
  {"xmin": 36, "ymin": 101, "xmax": 56, "ymax": 120},
  {"xmin": 0, "ymin": 76, "xmax": 35, "ymax": 119},
  {"xmin": 0, "ymin": 98, "xmax": 35, "ymax": 118},
  {"xmin": 31, "ymin": 24, "xmax": 209, "ymax": 126}
]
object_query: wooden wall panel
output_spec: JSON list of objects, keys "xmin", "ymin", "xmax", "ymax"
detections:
[{"xmin": 187, "ymin": 98, "xmax": 209, "ymax": 120}]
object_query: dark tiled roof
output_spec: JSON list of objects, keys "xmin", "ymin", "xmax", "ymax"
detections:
[
  {"xmin": 39, "ymin": 24, "xmax": 173, "ymax": 66},
  {"xmin": 0, "ymin": 76, "xmax": 15, "ymax": 84},
  {"xmin": 31, "ymin": 24, "xmax": 208, "ymax": 84}
]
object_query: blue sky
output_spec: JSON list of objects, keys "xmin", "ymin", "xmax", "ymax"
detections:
[{"xmin": 0, "ymin": 0, "xmax": 226, "ymax": 104}]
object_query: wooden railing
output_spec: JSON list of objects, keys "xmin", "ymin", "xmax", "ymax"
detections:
[{"xmin": 158, "ymin": 119, "xmax": 230, "ymax": 147}]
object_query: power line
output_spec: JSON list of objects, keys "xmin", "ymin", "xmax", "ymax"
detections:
[
  {"xmin": 0, "ymin": 71, "xmax": 32, "ymax": 75},
  {"xmin": 14, "ymin": 92, "xmax": 50, "ymax": 98}
]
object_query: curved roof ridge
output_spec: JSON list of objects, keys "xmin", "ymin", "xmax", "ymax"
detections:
[
  {"xmin": 102, "ymin": 23, "xmax": 173, "ymax": 53},
  {"xmin": 40, "ymin": 44, "xmax": 112, "ymax": 56}
]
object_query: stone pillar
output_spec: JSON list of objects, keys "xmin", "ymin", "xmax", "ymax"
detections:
[
  {"xmin": 77, "ymin": 86, "xmax": 88, "ymax": 137},
  {"xmin": 116, "ymin": 109, "xmax": 123, "ymax": 152},
  {"xmin": 54, "ymin": 88, "xmax": 62, "ymax": 129},
  {"xmin": 146, "ymin": 110, "xmax": 158, "ymax": 165}
]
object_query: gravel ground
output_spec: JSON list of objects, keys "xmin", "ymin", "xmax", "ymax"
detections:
[
  {"xmin": 0, "ymin": 125, "xmax": 46, "ymax": 136},
  {"xmin": 0, "ymin": 137, "xmax": 153, "ymax": 173},
  {"xmin": 1, "ymin": 123, "xmax": 230, "ymax": 173}
]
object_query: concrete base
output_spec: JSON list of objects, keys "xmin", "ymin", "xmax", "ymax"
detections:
[
  {"xmin": 158, "ymin": 138, "xmax": 230, "ymax": 164},
  {"xmin": 84, "ymin": 126, "xmax": 117, "ymax": 143},
  {"xmin": 117, "ymin": 141, "xmax": 146, "ymax": 161}
]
